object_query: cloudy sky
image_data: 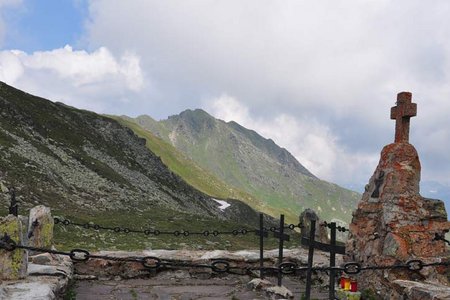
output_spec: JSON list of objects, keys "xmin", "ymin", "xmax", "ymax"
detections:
[{"xmin": 1, "ymin": 0, "xmax": 450, "ymax": 201}]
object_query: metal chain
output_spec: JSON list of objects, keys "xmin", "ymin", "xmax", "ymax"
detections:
[
  {"xmin": 320, "ymin": 221, "xmax": 349, "ymax": 232},
  {"xmin": 0, "ymin": 235, "xmax": 295, "ymax": 274},
  {"xmin": 53, "ymin": 217, "xmax": 301, "ymax": 237},
  {"xmin": 1, "ymin": 234, "xmax": 448, "ymax": 276}
]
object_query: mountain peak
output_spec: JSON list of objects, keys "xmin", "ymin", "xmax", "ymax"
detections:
[
  {"xmin": 124, "ymin": 108, "xmax": 360, "ymax": 223},
  {"xmin": 168, "ymin": 109, "xmax": 216, "ymax": 134},
  {"xmin": 175, "ymin": 109, "xmax": 215, "ymax": 122}
]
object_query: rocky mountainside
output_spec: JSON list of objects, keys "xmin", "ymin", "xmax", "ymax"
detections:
[
  {"xmin": 0, "ymin": 82, "xmax": 268, "ymax": 235},
  {"xmin": 123, "ymin": 109, "xmax": 360, "ymax": 223}
]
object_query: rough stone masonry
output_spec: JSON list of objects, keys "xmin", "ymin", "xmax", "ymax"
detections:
[{"xmin": 345, "ymin": 92, "xmax": 450, "ymax": 297}]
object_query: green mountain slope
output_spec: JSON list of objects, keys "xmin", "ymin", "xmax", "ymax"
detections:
[
  {"xmin": 0, "ymin": 82, "xmax": 276, "ymax": 250},
  {"xmin": 124, "ymin": 109, "xmax": 360, "ymax": 224},
  {"xmin": 111, "ymin": 116, "xmax": 268, "ymax": 212}
]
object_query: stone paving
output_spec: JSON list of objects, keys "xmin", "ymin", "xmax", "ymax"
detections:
[{"xmin": 73, "ymin": 275, "xmax": 329, "ymax": 300}]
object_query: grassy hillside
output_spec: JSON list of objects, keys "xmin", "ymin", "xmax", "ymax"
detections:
[
  {"xmin": 111, "ymin": 117, "xmax": 275, "ymax": 216},
  {"xmin": 0, "ymin": 81, "xmax": 279, "ymax": 251},
  {"xmin": 120, "ymin": 110, "xmax": 360, "ymax": 225}
]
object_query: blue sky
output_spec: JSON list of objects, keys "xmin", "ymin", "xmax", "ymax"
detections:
[
  {"xmin": 1, "ymin": 0, "xmax": 87, "ymax": 52},
  {"xmin": 1, "ymin": 0, "xmax": 450, "ymax": 210}
]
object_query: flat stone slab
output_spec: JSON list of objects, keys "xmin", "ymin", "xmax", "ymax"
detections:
[
  {"xmin": 87, "ymin": 248, "xmax": 333, "ymax": 264},
  {"xmin": 28, "ymin": 263, "xmax": 72, "ymax": 277},
  {"xmin": 0, "ymin": 279, "xmax": 62, "ymax": 300},
  {"xmin": 74, "ymin": 248, "xmax": 337, "ymax": 280},
  {"xmin": 0, "ymin": 256, "xmax": 73, "ymax": 300},
  {"xmin": 393, "ymin": 280, "xmax": 450, "ymax": 299}
]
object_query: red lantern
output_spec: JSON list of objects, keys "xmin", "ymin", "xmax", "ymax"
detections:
[
  {"xmin": 350, "ymin": 279, "xmax": 358, "ymax": 292},
  {"xmin": 340, "ymin": 276, "xmax": 346, "ymax": 289}
]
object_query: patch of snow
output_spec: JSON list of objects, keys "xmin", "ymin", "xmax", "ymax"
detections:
[{"xmin": 213, "ymin": 199, "xmax": 231, "ymax": 211}]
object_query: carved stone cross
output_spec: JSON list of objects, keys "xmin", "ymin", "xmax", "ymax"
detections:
[{"xmin": 390, "ymin": 92, "xmax": 417, "ymax": 143}]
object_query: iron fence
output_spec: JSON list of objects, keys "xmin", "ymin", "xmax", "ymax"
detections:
[{"xmin": 1, "ymin": 211, "xmax": 450, "ymax": 300}]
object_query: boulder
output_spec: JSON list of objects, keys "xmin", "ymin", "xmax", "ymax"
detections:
[
  {"xmin": 391, "ymin": 280, "xmax": 450, "ymax": 300},
  {"xmin": 0, "ymin": 214, "xmax": 27, "ymax": 280},
  {"xmin": 299, "ymin": 208, "xmax": 329, "ymax": 244},
  {"xmin": 28, "ymin": 205, "xmax": 54, "ymax": 253}
]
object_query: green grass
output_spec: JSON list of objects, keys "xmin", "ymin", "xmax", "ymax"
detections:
[
  {"xmin": 51, "ymin": 208, "xmax": 301, "ymax": 251},
  {"xmin": 129, "ymin": 289, "xmax": 138, "ymax": 300},
  {"xmin": 1, "ymin": 203, "xmax": 301, "ymax": 252},
  {"xmin": 118, "ymin": 114, "xmax": 360, "ymax": 225},
  {"xmin": 114, "ymin": 116, "xmax": 355, "ymax": 225},
  {"xmin": 111, "ymin": 117, "xmax": 269, "ymax": 211},
  {"xmin": 63, "ymin": 281, "xmax": 77, "ymax": 300},
  {"xmin": 112, "ymin": 116, "xmax": 306, "ymax": 224}
]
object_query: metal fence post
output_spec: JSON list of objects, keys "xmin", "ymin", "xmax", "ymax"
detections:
[
  {"xmin": 329, "ymin": 222, "xmax": 337, "ymax": 300},
  {"xmin": 277, "ymin": 214, "xmax": 285, "ymax": 286},
  {"xmin": 305, "ymin": 219, "xmax": 316, "ymax": 300},
  {"xmin": 259, "ymin": 213, "xmax": 264, "ymax": 279}
]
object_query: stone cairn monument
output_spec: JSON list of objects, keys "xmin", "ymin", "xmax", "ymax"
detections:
[{"xmin": 346, "ymin": 92, "xmax": 450, "ymax": 296}]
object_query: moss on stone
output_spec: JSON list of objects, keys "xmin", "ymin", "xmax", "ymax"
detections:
[
  {"xmin": 0, "ymin": 215, "xmax": 27, "ymax": 280},
  {"xmin": 40, "ymin": 221, "xmax": 54, "ymax": 248}
]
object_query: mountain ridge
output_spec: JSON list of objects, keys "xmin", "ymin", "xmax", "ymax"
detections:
[
  {"xmin": 124, "ymin": 109, "xmax": 360, "ymax": 224},
  {"xmin": 0, "ymin": 81, "xmax": 274, "ymax": 251}
]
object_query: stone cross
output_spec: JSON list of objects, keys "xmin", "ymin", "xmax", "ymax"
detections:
[{"xmin": 390, "ymin": 92, "xmax": 417, "ymax": 143}]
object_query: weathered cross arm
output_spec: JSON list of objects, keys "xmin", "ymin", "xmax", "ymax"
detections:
[{"xmin": 301, "ymin": 237, "xmax": 346, "ymax": 255}]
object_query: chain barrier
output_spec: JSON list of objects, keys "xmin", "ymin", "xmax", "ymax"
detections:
[
  {"xmin": 53, "ymin": 217, "xmax": 302, "ymax": 238},
  {"xmin": 1, "ymin": 234, "xmax": 448, "ymax": 276},
  {"xmin": 320, "ymin": 221, "xmax": 349, "ymax": 232}
]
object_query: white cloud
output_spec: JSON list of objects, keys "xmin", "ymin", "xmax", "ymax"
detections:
[
  {"xmin": 0, "ymin": 45, "xmax": 145, "ymax": 112},
  {"xmin": 81, "ymin": 0, "xmax": 450, "ymax": 188},
  {"xmin": 1, "ymin": 0, "xmax": 450, "ymax": 190}
]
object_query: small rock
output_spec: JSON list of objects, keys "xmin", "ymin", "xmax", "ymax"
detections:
[
  {"xmin": 247, "ymin": 279, "xmax": 293, "ymax": 299},
  {"xmin": 31, "ymin": 253, "xmax": 53, "ymax": 265},
  {"xmin": 266, "ymin": 285, "xmax": 294, "ymax": 299},
  {"xmin": 247, "ymin": 278, "xmax": 273, "ymax": 290},
  {"xmin": 0, "ymin": 181, "xmax": 8, "ymax": 193}
]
